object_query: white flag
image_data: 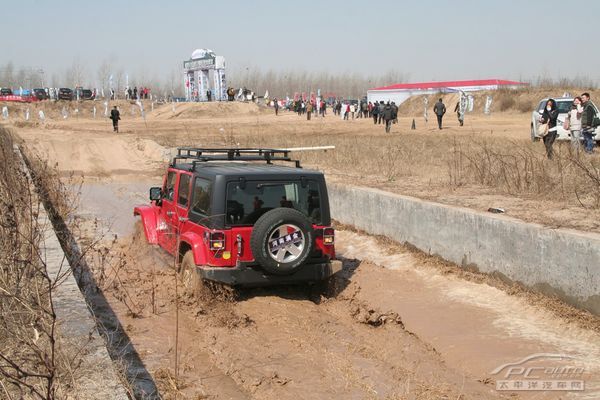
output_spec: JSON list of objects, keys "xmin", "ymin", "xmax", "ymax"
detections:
[
  {"xmin": 484, "ymin": 96, "xmax": 493, "ymax": 115},
  {"xmin": 136, "ymin": 100, "xmax": 145, "ymax": 119}
]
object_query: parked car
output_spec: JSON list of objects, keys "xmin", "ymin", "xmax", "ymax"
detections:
[
  {"xmin": 0, "ymin": 88, "xmax": 13, "ymax": 96},
  {"xmin": 33, "ymin": 88, "xmax": 48, "ymax": 100},
  {"xmin": 134, "ymin": 147, "xmax": 342, "ymax": 291},
  {"xmin": 58, "ymin": 88, "xmax": 73, "ymax": 100},
  {"xmin": 531, "ymin": 97, "xmax": 599, "ymax": 142},
  {"xmin": 74, "ymin": 87, "xmax": 95, "ymax": 100}
]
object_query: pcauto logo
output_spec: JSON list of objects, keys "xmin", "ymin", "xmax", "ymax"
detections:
[{"xmin": 490, "ymin": 353, "xmax": 586, "ymax": 392}]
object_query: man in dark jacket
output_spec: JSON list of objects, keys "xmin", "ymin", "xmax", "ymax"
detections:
[
  {"xmin": 383, "ymin": 102, "xmax": 393, "ymax": 133},
  {"xmin": 391, "ymin": 102, "xmax": 398, "ymax": 124},
  {"xmin": 110, "ymin": 106, "xmax": 120, "ymax": 132},
  {"xmin": 372, "ymin": 102, "xmax": 379, "ymax": 124},
  {"xmin": 433, "ymin": 98, "xmax": 446, "ymax": 129},
  {"xmin": 581, "ymin": 92, "xmax": 596, "ymax": 154},
  {"xmin": 378, "ymin": 101, "xmax": 385, "ymax": 124}
]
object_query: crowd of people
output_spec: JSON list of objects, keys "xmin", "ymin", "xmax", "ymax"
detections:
[
  {"xmin": 265, "ymin": 93, "xmax": 598, "ymax": 152},
  {"xmin": 270, "ymin": 98, "xmax": 402, "ymax": 132},
  {"xmin": 124, "ymin": 86, "xmax": 150, "ymax": 100}
]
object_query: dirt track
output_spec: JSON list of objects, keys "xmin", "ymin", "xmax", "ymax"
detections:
[{"xmin": 6, "ymin": 100, "xmax": 600, "ymax": 399}]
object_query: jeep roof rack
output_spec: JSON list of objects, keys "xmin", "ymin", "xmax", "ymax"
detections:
[{"xmin": 172, "ymin": 147, "xmax": 304, "ymax": 169}]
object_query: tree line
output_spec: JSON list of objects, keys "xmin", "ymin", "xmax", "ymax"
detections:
[{"xmin": 0, "ymin": 61, "xmax": 597, "ymax": 99}]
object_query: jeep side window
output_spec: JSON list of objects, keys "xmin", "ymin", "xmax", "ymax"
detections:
[
  {"xmin": 177, "ymin": 174, "xmax": 191, "ymax": 207},
  {"xmin": 191, "ymin": 177, "xmax": 211, "ymax": 215},
  {"xmin": 164, "ymin": 171, "xmax": 176, "ymax": 202}
]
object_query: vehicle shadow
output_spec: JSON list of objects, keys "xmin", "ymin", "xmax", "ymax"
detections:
[{"xmin": 236, "ymin": 256, "xmax": 361, "ymax": 304}]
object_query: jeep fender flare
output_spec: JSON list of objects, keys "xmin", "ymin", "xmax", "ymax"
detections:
[
  {"xmin": 133, "ymin": 205, "xmax": 159, "ymax": 244},
  {"xmin": 179, "ymin": 231, "xmax": 208, "ymax": 266}
]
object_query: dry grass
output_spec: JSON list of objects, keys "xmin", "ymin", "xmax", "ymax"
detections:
[
  {"xmin": 189, "ymin": 131, "xmax": 600, "ymax": 210},
  {"xmin": 0, "ymin": 127, "xmax": 59, "ymax": 399}
]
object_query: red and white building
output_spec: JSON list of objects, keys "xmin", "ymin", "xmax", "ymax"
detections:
[{"xmin": 367, "ymin": 79, "xmax": 527, "ymax": 105}]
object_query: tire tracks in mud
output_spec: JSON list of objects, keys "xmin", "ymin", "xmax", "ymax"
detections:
[{"xmin": 94, "ymin": 226, "xmax": 504, "ymax": 400}]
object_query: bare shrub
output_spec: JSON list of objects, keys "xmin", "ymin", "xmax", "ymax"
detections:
[
  {"xmin": 498, "ymin": 96, "xmax": 516, "ymax": 112},
  {"xmin": 0, "ymin": 127, "xmax": 59, "ymax": 399},
  {"xmin": 517, "ymin": 100, "xmax": 532, "ymax": 113}
]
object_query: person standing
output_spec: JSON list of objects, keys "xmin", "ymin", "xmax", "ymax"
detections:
[
  {"xmin": 368, "ymin": 101, "xmax": 373, "ymax": 118},
  {"xmin": 567, "ymin": 96, "xmax": 583, "ymax": 151},
  {"xmin": 343, "ymin": 103, "xmax": 350, "ymax": 120},
  {"xmin": 133, "ymin": 86, "xmax": 138, "ymax": 100},
  {"xmin": 581, "ymin": 92, "xmax": 597, "ymax": 154},
  {"xmin": 454, "ymin": 101, "xmax": 464, "ymax": 126},
  {"xmin": 433, "ymin": 98, "xmax": 446, "ymax": 129},
  {"xmin": 391, "ymin": 102, "xmax": 398, "ymax": 124},
  {"xmin": 372, "ymin": 102, "xmax": 379, "ymax": 124},
  {"xmin": 349, "ymin": 103, "xmax": 355, "ymax": 119},
  {"xmin": 109, "ymin": 106, "xmax": 120, "ymax": 133},
  {"xmin": 540, "ymin": 98, "xmax": 559, "ymax": 159},
  {"xmin": 383, "ymin": 102, "xmax": 393, "ymax": 133},
  {"xmin": 274, "ymin": 98, "xmax": 279, "ymax": 115},
  {"xmin": 207, "ymin": 89, "xmax": 212, "ymax": 102},
  {"xmin": 306, "ymin": 101, "xmax": 313, "ymax": 120},
  {"xmin": 376, "ymin": 101, "xmax": 384, "ymax": 124}
]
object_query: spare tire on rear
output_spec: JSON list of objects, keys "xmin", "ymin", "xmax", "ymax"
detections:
[{"xmin": 250, "ymin": 208, "xmax": 314, "ymax": 275}]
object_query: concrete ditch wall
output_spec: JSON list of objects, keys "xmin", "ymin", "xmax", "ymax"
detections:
[
  {"xmin": 16, "ymin": 146, "xmax": 129, "ymax": 399},
  {"xmin": 327, "ymin": 183, "xmax": 600, "ymax": 315}
]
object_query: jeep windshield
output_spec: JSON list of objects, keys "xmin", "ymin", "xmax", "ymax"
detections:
[{"xmin": 226, "ymin": 180, "xmax": 322, "ymax": 226}]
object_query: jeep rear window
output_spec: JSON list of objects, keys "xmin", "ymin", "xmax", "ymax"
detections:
[{"xmin": 226, "ymin": 180, "xmax": 322, "ymax": 226}]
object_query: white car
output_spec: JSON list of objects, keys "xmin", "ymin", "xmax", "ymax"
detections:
[{"xmin": 530, "ymin": 97, "xmax": 599, "ymax": 142}]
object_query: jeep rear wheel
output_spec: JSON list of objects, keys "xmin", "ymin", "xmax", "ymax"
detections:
[
  {"xmin": 180, "ymin": 250, "xmax": 204, "ymax": 297},
  {"xmin": 250, "ymin": 208, "xmax": 314, "ymax": 275}
]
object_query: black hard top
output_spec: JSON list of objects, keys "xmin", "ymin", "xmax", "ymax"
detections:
[{"xmin": 172, "ymin": 162, "xmax": 324, "ymax": 178}]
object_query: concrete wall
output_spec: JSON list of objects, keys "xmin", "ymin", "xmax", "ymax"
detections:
[
  {"xmin": 16, "ymin": 146, "xmax": 129, "ymax": 399},
  {"xmin": 328, "ymin": 183, "xmax": 600, "ymax": 315}
]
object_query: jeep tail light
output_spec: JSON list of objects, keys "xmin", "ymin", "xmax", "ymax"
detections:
[
  {"xmin": 210, "ymin": 231, "xmax": 226, "ymax": 251},
  {"xmin": 323, "ymin": 227, "xmax": 335, "ymax": 245}
]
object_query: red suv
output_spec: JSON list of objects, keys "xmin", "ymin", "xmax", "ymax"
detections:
[{"xmin": 134, "ymin": 148, "xmax": 342, "ymax": 288}]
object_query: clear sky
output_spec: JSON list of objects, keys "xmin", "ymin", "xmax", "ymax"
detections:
[{"xmin": 4, "ymin": 0, "xmax": 599, "ymax": 85}]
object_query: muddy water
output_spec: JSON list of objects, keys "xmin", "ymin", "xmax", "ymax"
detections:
[
  {"xmin": 77, "ymin": 182, "xmax": 600, "ymax": 399},
  {"xmin": 336, "ymin": 230, "xmax": 600, "ymax": 399},
  {"xmin": 75, "ymin": 181, "xmax": 157, "ymax": 237}
]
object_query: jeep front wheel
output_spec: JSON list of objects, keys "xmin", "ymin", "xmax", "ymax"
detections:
[{"xmin": 250, "ymin": 208, "xmax": 314, "ymax": 275}]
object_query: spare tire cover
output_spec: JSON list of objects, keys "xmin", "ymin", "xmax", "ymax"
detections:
[{"xmin": 250, "ymin": 208, "xmax": 314, "ymax": 275}]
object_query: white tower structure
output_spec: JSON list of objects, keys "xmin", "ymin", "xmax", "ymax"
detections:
[{"xmin": 183, "ymin": 49, "xmax": 227, "ymax": 102}]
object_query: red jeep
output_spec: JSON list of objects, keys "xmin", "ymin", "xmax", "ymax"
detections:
[{"xmin": 134, "ymin": 148, "xmax": 342, "ymax": 287}]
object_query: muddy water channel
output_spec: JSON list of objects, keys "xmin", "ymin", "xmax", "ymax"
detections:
[{"xmin": 72, "ymin": 181, "xmax": 600, "ymax": 399}]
